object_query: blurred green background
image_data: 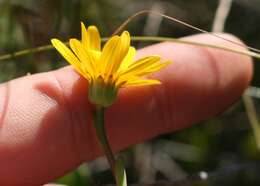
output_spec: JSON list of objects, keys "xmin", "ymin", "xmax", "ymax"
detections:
[{"xmin": 1, "ymin": 0, "xmax": 260, "ymax": 185}]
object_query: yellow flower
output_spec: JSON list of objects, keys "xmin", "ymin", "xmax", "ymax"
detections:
[{"xmin": 51, "ymin": 22, "xmax": 171, "ymax": 107}]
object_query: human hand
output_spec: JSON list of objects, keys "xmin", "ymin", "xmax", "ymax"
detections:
[{"xmin": 0, "ymin": 33, "xmax": 252, "ymax": 185}]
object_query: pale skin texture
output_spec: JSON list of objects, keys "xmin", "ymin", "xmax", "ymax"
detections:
[{"xmin": 0, "ymin": 34, "xmax": 253, "ymax": 185}]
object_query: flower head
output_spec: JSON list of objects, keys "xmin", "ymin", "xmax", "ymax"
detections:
[{"xmin": 51, "ymin": 22, "xmax": 171, "ymax": 107}]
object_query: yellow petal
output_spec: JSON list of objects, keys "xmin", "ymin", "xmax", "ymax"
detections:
[
  {"xmin": 117, "ymin": 60, "xmax": 171, "ymax": 87},
  {"xmin": 99, "ymin": 35, "xmax": 120, "ymax": 74},
  {"xmin": 133, "ymin": 61, "xmax": 172, "ymax": 77},
  {"xmin": 119, "ymin": 56, "xmax": 160, "ymax": 77},
  {"xmin": 51, "ymin": 38, "xmax": 90, "ymax": 80},
  {"xmin": 101, "ymin": 31, "xmax": 130, "ymax": 77},
  {"xmin": 118, "ymin": 46, "xmax": 136, "ymax": 72},
  {"xmin": 69, "ymin": 38, "xmax": 97, "ymax": 77},
  {"xmin": 81, "ymin": 22, "xmax": 101, "ymax": 51},
  {"xmin": 123, "ymin": 79, "xmax": 161, "ymax": 87},
  {"xmin": 81, "ymin": 22, "xmax": 88, "ymax": 44},
  {"xmin": 90, "ymin": 50, "xmax": 102, "ymax": 73}
]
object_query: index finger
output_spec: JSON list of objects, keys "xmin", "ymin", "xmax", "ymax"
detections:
[{"xmin": 0, "ymin": 33, "xmax": 252, "ymax": 185}]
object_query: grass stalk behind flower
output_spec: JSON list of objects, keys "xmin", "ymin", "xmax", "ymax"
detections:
[
  {"xmin": 1, "ymin": 36, "xmax": 260, "ymax": 62},
  {"xmin": 243, "ymin": 95, "xmax": 260, "ymax": 150}
]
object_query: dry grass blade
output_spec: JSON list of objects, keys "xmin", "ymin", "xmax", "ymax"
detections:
[{"xmin": 113, "ymin": 10, "xmax": 260, "ymax": 54}]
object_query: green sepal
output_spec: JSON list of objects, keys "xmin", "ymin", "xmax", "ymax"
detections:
[{"xmin": 88, "ymin": 76, "xmax": 118, "ymax": 107}]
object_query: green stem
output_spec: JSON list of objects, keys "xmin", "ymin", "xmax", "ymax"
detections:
[{"xmin": 92, "ymin": 105, "xmax": 118, "ymax": 184}]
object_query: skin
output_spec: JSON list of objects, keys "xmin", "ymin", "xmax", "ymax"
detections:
[{"xmin": 0, "ymin": 33, "xmax": 253, "ymax": 185}]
